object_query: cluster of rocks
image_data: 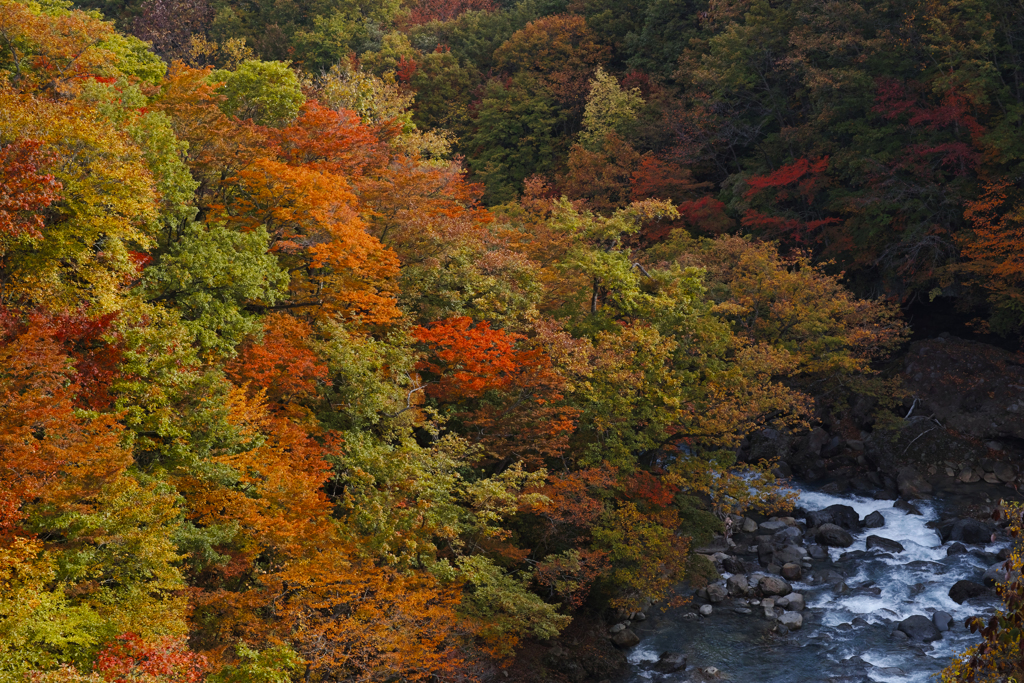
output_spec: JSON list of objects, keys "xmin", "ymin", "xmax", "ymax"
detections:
[{"xmin": 941, "ymin": 453, "xmax": 1018, "ymax": 485}]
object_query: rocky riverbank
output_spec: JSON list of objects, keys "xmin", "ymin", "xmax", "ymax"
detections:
[{"xmin": 503, "ymin": 334, "xmax": 1024, "ymax": 683}]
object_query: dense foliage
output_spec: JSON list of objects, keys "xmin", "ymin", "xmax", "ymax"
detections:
[{"xmin": 0, "ymin": 0, "xmax": 977, "ymax": 679}]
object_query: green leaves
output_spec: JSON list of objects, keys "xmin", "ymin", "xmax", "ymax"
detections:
[{"xmin": 140, "ymin": 222, "xmax": 289, "ymax": 356}]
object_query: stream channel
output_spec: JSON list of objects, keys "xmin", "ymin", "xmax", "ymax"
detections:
[{"xmin": 620, "ymin": 486, "xmax": 1008, "ymax": 683}]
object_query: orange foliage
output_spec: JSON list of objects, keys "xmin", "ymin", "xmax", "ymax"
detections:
[{"xmin": 0, "ymin": 312, "xmax": 129, "ymax": 536}]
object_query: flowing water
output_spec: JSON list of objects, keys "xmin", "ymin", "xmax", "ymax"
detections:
[{"xmin": 620, "ymin": 487, "xmax": 1007, "ymax": 683}]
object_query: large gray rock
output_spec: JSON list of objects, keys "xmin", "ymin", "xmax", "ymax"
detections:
[
  {"xmin": 758, "ymin": 575, "xmax": 793, "ymax": 597},
  {"xmin": 611, "ymin": 629, "xmax": 641, "ymax": 648},
  {"xmin": 781, "ymin": 563, "xmax": 801, "ymax": 580},
  {"xmin": 897, "ymin": 467, "xmax": 933, "ymax": 499},
  {"xmin": 699, "ymin": 604, "xmax": 713, "ymax": 616},
  {"xmin": 866, "ymin": 535, "xmax": 905, "ymax": 554},
  {"xmin": 773, "ymin": 526, "xmax": 803, "ymax": 547},
  {"xmin": 778, "ymin": 611, "xmax": 803, "ymax": 630},
  {"xmin": 898, "ymin": 615, "xmax": 941, "ymax": 642},
  {"xmin": 949, "ymin": 580, "xmax": 989, "ymax": 604},
  {"xmin": 933, "ymin": 611, "xmax": 953, "ymax": 632},
  {"xmin": 759, "ymin": 520, "xmax": 789, "ymax": 533},
  {"xmin": 706, "ymin": 582, "xmax": 729, "ymax": 603},
  {"xmin": 653, "ymin": 652, "xmax": 687, "ymax": 674},
  {"xmin": 994, "ymin": 461, "xmax": 1017, "ymax": 483},
  {"xmin": 815, "ymin": 523, "xmax": 855, "ymax": 548},
  {"xmin": 727, "ymin": 574, "xmax": 749, "ymax": 596},
  {"xmin": 864, "ymin": 511, "xmax": 885, "ymax": 528},
  {"xmin": 741, "ymin": 517, "xmax": 759, "ymax": 533},
  {"xmin": 774, "ymin": 545, "xmax": 807, "ymax": 566}
]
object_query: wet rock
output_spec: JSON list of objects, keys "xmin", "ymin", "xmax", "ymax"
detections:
[
  {"xmin": 898, "ymin": 615, "xmax": 941, "ymax": 642},
  {"xmin": 734, "ymin": 607, "xmax": 752, "ymax": 615},
  {"xmin": 781, "ymin": 563, "xmax": 802, "ymax": 580},
  {"xmin": 897, "ymin": 467, "xmax": 932, "ymax": 499},
  {"xmin": 983, "ymin": 561, "xmax": 1009, "ymax": 587},
  {"xmin": 727, "ymin": 574, "xmax": 748, "ymax": 596},
  {"xmin": 763, "ymin": 605, "xmax": 777, "ymax": 620},
  {"xmin": 758, "ymin": 575, "xmax": 793, "ymax": 597},
  {"xmin": 778, "ymin": 611, "xmax": 803, "ymax": 630},
  {"xmin": 741, "ymin": 517, "xmax": 759, "ymax": 533},
  {"xmin": 776, "ymin": 593, "xmax": 805, "ymax": 611},
  {"xmin": 699, "ymin": 604, "xmax": 713, "ymax": 616},
  {"xmin": 866, "ymin": 535, "xmax": 905, "ymax": 554},
  {"xmin": 864, "ymin": 511, "xmax": 885, "ymax": 528},
  {"xmin": 938, "ymin": 518, "xmax": 993, "ymax": 545},
  {"xmin": 806, "ymin": 504, "xmax": 861, "ymax": 530},
  {"xmin": 815, "ymin": 523, "xmax": 855, "ymax": 548},
  {"xmin": 807, "ymin": 544, "xmax": 830, "ymax": 560},
  {"xmin": 706, "ymin": 582, "xmax": 728, "ymax": 603},
  {"xmin": 893, "ymin": 498, "xmax": 923, "ymax": 515},
  {"xmin": 933, "ymin": 611, "xmax": 953, "ymax": 632},
  {"xmin": 891, "ymin": 630, "xmax": 908, "ymax": 640},
  {"xmin": 653, "ymin": 651, "xmax": 687, "ymax": 674},
  {"xmin": 947, "ymin": 542, "xmax": 969, "ymax": 556},
  {"xmin": 949, "ymin": 580, "xmax": 990, "ymax": 604},
  {"xmin": 608, "ymin": 623, "xmax": 626, "ymax": 634},
  {"xmin": 611, "ymin": 629, "xmax": 641, "ymax": 648}
]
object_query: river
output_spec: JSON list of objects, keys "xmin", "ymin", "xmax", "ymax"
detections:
[{"xmin": 619, "ymin": 486, "xmax": 1008, "ymax": 682}]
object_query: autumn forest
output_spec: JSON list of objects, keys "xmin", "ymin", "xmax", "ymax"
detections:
[{"xmin": 1, "ymin": 0, "xmax": 1021, "ymax": 678}]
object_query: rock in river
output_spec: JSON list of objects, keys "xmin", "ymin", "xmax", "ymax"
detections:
[
  {"xmin": 778, "ymin": 611, "xmax": 803, "ymax": 630},
  {"xmin": 948, "ymin": 579, "xmax": 990, "ymax": 605},
  {"xmin": 815, "ymin": 523, "xmax": 855, "ymax": 548},
  {"xmin": 612, "ymin": 629, "xmax": 640, "ymax": 648},
  {"xmin": 864, "ymin": 510, "xmax": 885, "ymax": 528},
  {"xmin": 866, "ymin": 535, "xmax": 905, "ymax": 553},
  {"xmin": 653, "ymin": 652, "xmax": 687, "ymax": 674},
  {"xmin": 897, "ymin": 615, "xmax": 941, "ymax": 642}
]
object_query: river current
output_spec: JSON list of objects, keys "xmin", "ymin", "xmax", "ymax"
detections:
[{"xmin": 621, "ymin": 487, "xmax": 1007, "ymax": 683}]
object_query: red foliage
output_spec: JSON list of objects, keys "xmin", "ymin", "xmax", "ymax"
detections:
[
  {"xmin": 96, "ymin": 633, "xmax": 208, "ymax": 683},
  {"xmin": 396, "ymin": 56, "xmax": 418, "ymax": 84},
  {"xmin": 412, "ymin": 317, "xmax": 522, "ymax": 401},
  {"xmin": 0, "ymin": 139, "xmax": 62, "ymax": 239},
  {"xmin": 744, "ymin": 156, "xmax": 829, "ymax": 203}
]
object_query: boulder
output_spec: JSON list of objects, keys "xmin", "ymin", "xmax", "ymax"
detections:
[
  {"xmin": 959, "ymin": 468, "xmax": 981, "ymax": 483},
  {"xmin": 936, "ymin": 518, "xmax": 993, "ymax": 545},
  {"xmin": 759, "ymin": 520, "xmax": 789, "ymax": 533},
  {"xmin": 994, "ymin": 461, "xmax": 1017, "ymax": 483},
  {"xmin": 898, "ymin": 615, "xmax": 941, "ymax": 642},
  {"xmin": 864, "ymin": 511, "xmax": 885, "ymax": 528},
  {"xmin": 741, "ymin": 517, "xmax": 759, "ymax": 533},
  {"xmin": 706, "ymin": 582, "xmax": 728, "ymax": 603},
  {"xmin": 653, "ymin": 652, "xmax": 687, "ymax": 674},
  {"xmin": 815, "ymin": 524, "xmax": 855, "ymax": 548},
  {"xmin": 758, "ymin": 575, "xmax": 793, "ymax": 597},
  {"xmin": 774, "ymin": 545, "xmax": 807, "ymax": 566},
  {"xmin": 781, "ymin": 563, "xmax": 802, "ymax": 580},
  {"xmin": 897, "ymin": 467, "xmax": 933, "ymax": 499},
  {"xmin": 727, "ymin": 574, "xmax": 749, "ymax": 596},
  {"xmin": 778, "ymin": 611, "xmax": 803, "ymax": 630},
  {"xmin": 773, "ymin": 526, "xmax": 803, "ymax": 547},
  {"xmin": 608, "ymin": 623, "xmax": 626, "ymax": 634},
  {"xmin": 947, "ymin": 542, "xmax": 969, "ymax": 556},
  {"xmin": 983, "ymin": 561, "xmax": 1009, "ymax": 587},
  {"xmin": 933, "ymin": 611, "xmax": 953, "ymax": 632},
  {"xmin": 866, "ymin": 535, "xmax": 905, "ymax": 554},
  {"xmin": 611, "ymin": 629, "xmax": 641, "ymax": 648},
  {"xmin": 807, "ymin": 544, "xmax": 830, "ymax": 560},
  {"xmin": 699, "ymin": 604, "xmax": 713, "ymax": 616},
  {"xmin": 722, "ymin": 556, "xmax": 745, "ymax": 574},
  {"xmin": 893, "ymin": 498, "xmax": 923, "ymax": 515},
  {"xmin": 784, "ymin": 593, "xmax": 805, "ymax": 611},
  {"xmin": 949, "ymin": 579, "xmax": 989, "ymax": 604}
]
